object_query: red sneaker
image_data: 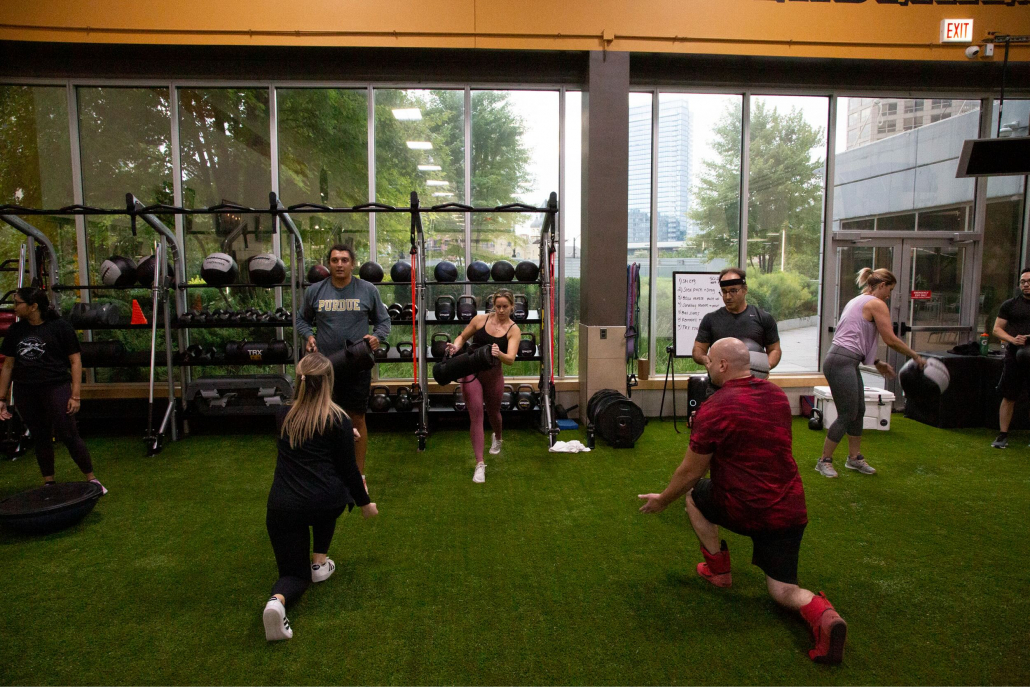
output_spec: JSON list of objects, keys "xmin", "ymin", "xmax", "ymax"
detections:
[
  {"xmin": 800, "ymin": 592, "xmax": 847, "ymax": 664},
  {"xmin": 696, "ymin": 540, "xmax": 732, "ymax": 588}
]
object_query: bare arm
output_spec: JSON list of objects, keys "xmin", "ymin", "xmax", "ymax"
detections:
[
  {"xmin": 638, "ymin": 448, "xmax": 713, "ymax": 513},
  {"xmin": 993, "ymin": 317, "xmax": 1027, "ymax": 346},
  {"xmin": 692, "ymin": 341, "xmax": 711, "ymax": 366},
  {"xmin": 68, "ymin": 353, "xmax": 82, "ymax": 414},
  {"xmin": 868, "ymin": 298, "xmax": 922, "ymax": 363},
  {"xmin": 450, "ymin": 314, "xmax": 486, "ymax": 352},
  {"xmin": 766, "ymin": 341, "xmax": 782, "ymax": 369},
  {"xmin": 494, "ymin": 324, "xmax": 520, "ymax": 366}
]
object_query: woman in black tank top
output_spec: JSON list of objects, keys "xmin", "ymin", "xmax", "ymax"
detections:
[{"xmin": 447, "ymin": 289, "xmax": 521, "ymax": 483}]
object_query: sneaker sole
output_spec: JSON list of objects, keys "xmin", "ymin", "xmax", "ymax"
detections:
[
  {"xmin": 992, "ymin": 444, "xmax": 1007, "ymax": 449},
  {"xmin": 815, "ymin": 466, "xmax": 838, "ymax": 478},
  {"xmin": 813, "ymin": 618, "xmax": 847, "ymax": 665},
  {"xmin": 263, "ymin": 606, "xmax": 291, "ymax": 641},
  {"xmin": 844, "ymin": 464, "xmax": 876, "ymax": 475}
]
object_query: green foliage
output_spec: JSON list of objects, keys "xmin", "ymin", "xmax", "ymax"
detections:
[{"xmin": 745, "ymin": 270, "xmax": 818, "ymax": 321}]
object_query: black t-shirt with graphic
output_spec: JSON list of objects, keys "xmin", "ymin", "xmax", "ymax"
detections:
[{"xmin": 0, "ymin": 318, "xmax": 81, "ymax": 386}]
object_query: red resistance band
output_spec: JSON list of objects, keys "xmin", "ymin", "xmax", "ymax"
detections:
[{"xmin": 549, "ymin": 249, "xmax": 556, "ymax": 384}]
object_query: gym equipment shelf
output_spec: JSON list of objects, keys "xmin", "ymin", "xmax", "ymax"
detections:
[{"xmin": 69, "ymin": 320, "xmax": 294, "ymax": 330}]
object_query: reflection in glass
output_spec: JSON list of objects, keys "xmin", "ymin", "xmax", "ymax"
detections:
[{"xmin": 907, "ymin": 246, "xmax": 965, "ymax": 353}]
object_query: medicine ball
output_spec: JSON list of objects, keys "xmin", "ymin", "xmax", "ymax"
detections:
[
  {"xmin": 390, "ymin": 260, "xmax": 412, "ymax": 283},
  {"xmin": 358, "ymin": 261, "xmax": 384, "ymax": 283},
  {"xmin": 307, "ymin": 263, "xmax": 330, "ymax": 284},
  {"xmin": 248, "ymin": 253, "xmax": 286, "ymax": 286},
  {"xmin": 467, "ymin": 261, "xmax": 491, "ymax": 282},
  {"xmin": 434, "ymin": 261, "xmax": 458, "ymax": 283},
  {"xmin": 201, "ymin": 252, "xmax": 239, "ymax": 286},
  {"xmin": 749, "ymin": 351, "xmax": 770, "ymax": 379},
  {"xmin": 136, "ymin": 255, "xmax": 172, "ymax": 288},
  {"xmin": 491, "ymin": 261, "xmax": 515, "ymax": 282},
  {"xmin": 514, "ymin": 261, "xmax": 539, "ymax": 283},
  {"xmin": 899, "ymin": 357, "xmax": 951, "ymax": 400},
  {"xmin": 100, "ymin": 256, "xmax": 138, "ymax": 287}
]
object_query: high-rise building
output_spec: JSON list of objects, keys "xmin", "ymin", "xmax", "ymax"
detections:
[
  {"xmin": 628, "ymin": 97, "xmax": 693, "ymax": 245},
  {"xmin": 845, "ymin": 97, "xmax": 979, "ymax": 149}
]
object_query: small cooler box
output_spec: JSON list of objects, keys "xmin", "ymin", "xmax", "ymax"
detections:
[{"xmin": 813, "ymin": 386, "xmax": 895, "ymax": 431}]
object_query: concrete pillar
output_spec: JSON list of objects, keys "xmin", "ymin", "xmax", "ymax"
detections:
[{"xmin": 579, "ymin": 51, "xmax": 630, "ymax": 416}]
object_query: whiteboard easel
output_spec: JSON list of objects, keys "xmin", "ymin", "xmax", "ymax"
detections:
[{"xmin": 672, "ymin": 272, "xmax": 724, "ymax": 358}]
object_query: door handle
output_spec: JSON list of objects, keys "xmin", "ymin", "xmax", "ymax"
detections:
[
  {"xmin": 899, "ymin": 322, "xmax": 910, "ymax": 336},
  {"xmin": 892, "ymin": 321, "xmax": 899, "ymax": 335}
]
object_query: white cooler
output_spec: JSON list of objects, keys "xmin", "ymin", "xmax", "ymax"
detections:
[{"xmin": 813, "ymin": 385, "xmax": 895, "ymax": 432}]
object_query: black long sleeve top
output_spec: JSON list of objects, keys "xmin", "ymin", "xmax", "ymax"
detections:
[{"xmin": 267, "ymin": 406, "xmax": 371, "ymax": 512}]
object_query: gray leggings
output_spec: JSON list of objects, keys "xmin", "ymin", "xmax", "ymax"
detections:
[{"xmin": 822, "ymin": 346, "xmax": 866, "ymax": 443}]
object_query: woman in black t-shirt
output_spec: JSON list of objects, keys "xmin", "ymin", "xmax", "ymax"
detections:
[
  {"xmin": 263, "ymin": 352, "xmax": 378, "ymax": 642},
  {"xmin": 0, "ymin": 287, "xmax": 105, "ymax": 494}
]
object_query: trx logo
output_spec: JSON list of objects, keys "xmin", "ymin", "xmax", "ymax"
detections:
[{"xmin": 317, "ymin": 299, "xmax": 362, "ymax": 313}]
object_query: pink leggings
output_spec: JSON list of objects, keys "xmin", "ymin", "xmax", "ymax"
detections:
[{"xmin": 461, "ymin": 363, "xmax": 505, "ymax": 463}]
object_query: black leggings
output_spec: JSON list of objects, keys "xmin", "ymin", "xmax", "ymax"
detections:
[
  {"xmin": 266, "ymin": 507, "xmax": 342, "ymax": 607},
  {"xmin": 18, "ymin": 383, "xmax": 93, "ymax": 478}
]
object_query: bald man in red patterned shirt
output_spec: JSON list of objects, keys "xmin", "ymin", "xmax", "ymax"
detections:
[{"xmin": 638, "ymin": 337, "xmax": 847, "ymax": 665}]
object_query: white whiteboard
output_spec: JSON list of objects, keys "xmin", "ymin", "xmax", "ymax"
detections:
[{"xmin": 673, "ymin": 272, "xmax": 725, "ymax": 358}]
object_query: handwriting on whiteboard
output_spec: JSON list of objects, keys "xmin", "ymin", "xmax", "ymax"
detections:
[{"xmin": 673, "ymin": 272, "xmax": 724, "ymax": 358}]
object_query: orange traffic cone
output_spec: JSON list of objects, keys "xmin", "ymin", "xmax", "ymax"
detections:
[{"xmin": 130, "ymin": 299, "xmax": 148, "ymax": 325}]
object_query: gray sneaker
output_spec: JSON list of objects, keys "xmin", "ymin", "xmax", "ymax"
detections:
[
  {"xmin": 845, "ymin": 455, "xmax": 877, "ymax": 475},
  {"xmin": 991, "ymin": 435, "xmax": 1008, "ymax": 449},
  {"xmin": 815, "ymin": 459, "xmax": 838, "ymax": 478}
]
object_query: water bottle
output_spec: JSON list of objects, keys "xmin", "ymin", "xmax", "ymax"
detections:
[{"xmin": 979, "ymin": 332, "xmax": 989, "ymax": 356}]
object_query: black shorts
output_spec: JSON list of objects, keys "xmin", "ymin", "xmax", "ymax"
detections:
[
  {"xmin": 997, "ymin": 346, "xmax": 1027, "ymax": 401},
  {"xmin": 333, "ymin": 365, "xmax": 372, "ymax": 414},
  {"xmin": 690, "ymin": 478, "xmax": 806, "ymax": 585}
]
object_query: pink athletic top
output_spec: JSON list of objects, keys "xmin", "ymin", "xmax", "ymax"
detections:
[{"xmin": 832, "ymin": 294, "xmax": 879, "ymax": 365}]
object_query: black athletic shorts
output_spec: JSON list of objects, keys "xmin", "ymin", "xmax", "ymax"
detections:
[
  {"xmin": 690, "ymin": 478, "xmax": 806, "ymax": 585},
  {"xmin": 997, "ymin": 346, "xmax": 1027, "ymax": 401},
  {"xmin": 333, "ymin": 365, "xmax": 372, "ymax": 414}
]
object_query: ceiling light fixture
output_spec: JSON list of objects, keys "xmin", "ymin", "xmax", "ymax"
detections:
[
  {"xmin": 392, "ymin": 108, "xmax": 422, "ymax": 121},
  {"xmin": 406, "ymin": 141, "xmax": 433, "ymax": 150}
]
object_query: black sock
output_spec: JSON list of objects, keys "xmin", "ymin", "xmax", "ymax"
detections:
[{"xmin": 997, "ymin": 432, "xmax": 1008, "ymax": 439}]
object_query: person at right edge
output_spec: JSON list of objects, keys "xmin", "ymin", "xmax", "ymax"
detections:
[
  {"xmin": 297, "ymin": 244, "xmax": 391, "ymax": 493},
  {"xmin": 817, "ymin": 267, "xmax": 923, "ymax": 477},
  {"xmin": 990, "ymin": 267, "xmax": 1030, "ymax": 449},
  {"xmin": 638, "ymin": 338, "xmax": 847, "ymax": 665}
]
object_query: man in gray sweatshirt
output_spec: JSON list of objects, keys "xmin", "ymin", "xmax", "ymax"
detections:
[{"xmin": 297, "ymin": 244, "xmax": 390, "ymax": 482}]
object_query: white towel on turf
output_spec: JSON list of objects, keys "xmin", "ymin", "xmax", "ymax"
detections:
[{"xmin": 549, "ymin": 440, "xmax": 591, "ymax": 453}]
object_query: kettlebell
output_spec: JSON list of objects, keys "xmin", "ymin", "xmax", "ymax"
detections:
[
  {"xmin": 402, "ymin": 303, "xmax": 415, "ymax": 321},
  {"xmin": 397, "ymin": 341, "xmax": 414, "ymax": 360},
  {"xmin": 453, "ymin": 387, "xmax": 466, "ymax": 411},
  {"xmin": 457, "ymin": 295, "xmax": 477, "ymax": 322},
  {"xmin": 485, "ymin": 294, "xmax": 495, "ymax": 312},
  {"xmin": 431, "ymin": 332, "xmax": 451, "ymax": 359},
  {"xmin": 393, "ymin": 386, "xmax": 413, "ymax": 412},
  {"xmin": 374, "ymin": 341, "xmax": 391, "ymax": 361},
  {"xmin": 369, "ymin": 386, "xmax": 392, "ymax": 413},
  {"xmin": 516, "ymin": 384, "xmax": 536, "ymax": 411},
  {"xmin": 435, "ymin": 295, "xmax": 456, "ymax": 322},
  {"xmin": 517, "ymin": 333, "xmax": 536, "ymax": 359},
  {"xmin": 512, "ymin": 294, "xmax": 528, "ymax": 322},
  {"xmin": 500, "ymin": 385, "xmax": 515, "ymax": 411},
  {"xmin": 808, "ymin": 408, "xmax": 824, "ymax": 431},
  {"xmin": 388, "ymin": 303, "xmax": 403, "ymax": 322}
]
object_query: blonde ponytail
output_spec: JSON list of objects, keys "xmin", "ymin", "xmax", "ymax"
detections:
[
  {"xmin": 280, "ymin": 353, "xmax": 347, "ymax": 448},
  {"xmin": 857, "ymin": 267, "xmax": 897, "ymax": 291}
]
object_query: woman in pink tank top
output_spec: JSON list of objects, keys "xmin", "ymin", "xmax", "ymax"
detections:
[{"xmin": 815, "ymin": 268, "xmax": 924, "ymax": 479}]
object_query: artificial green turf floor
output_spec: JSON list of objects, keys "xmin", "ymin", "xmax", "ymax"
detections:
[{"xmin": 1, "ymin": 415, "xmax": 1028, "ymax": 686}]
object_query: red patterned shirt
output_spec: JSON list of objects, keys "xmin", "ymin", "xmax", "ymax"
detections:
[{"xmin": 688, "ymin": 376, "xmax": 808, "ymax": 533}]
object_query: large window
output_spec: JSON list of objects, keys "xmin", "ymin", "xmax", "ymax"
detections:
[
  {"xmin": 626, "ymin": 93, "xmax": 652, "ymax": 378},
  {"xmin": 563, "ymin": 91, "xmax": 582, "ymax": 376},
  {"xmin": 654, "ymin": 93, "xmax": 743, "ymax": 372},
  {"xmin": 0, "ymin": 86, "xmax": 77, "ymax": 294},
  {"xmin": 747, "ymin": 96, "xmax": 827, "ymax": 372}
]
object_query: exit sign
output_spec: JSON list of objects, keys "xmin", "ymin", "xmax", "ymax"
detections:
[{"xmin": 940, "ymin": 19, "xmax": 973, "ymax": 43}]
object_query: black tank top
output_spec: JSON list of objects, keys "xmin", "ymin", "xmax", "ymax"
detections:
[{"xmin": 472, "ymin": 313, "xmax": 515, "ymax": 352}]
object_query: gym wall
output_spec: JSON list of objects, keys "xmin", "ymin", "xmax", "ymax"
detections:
[{"xmin": 2, "ymin": 0, "xmax": 1029, "ymax": 61}]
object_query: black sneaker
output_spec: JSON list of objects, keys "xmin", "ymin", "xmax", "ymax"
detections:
[{"xmin": 992, "ymin": 434, "xmax": 1008, "ymax": 449}]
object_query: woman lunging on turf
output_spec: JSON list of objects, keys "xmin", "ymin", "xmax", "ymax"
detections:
[
  {"xmin": 817, "ymin": 268, "xmax": 924, "ymax": 478},
  {"xmin": 0, "ymin": 287, "xmax": 106, "ymax": 494},
  {"xmin": 446, "ymin": 289, "xmax": 521, "ymax": 484},
  {"xmin": 263, "ymin": 352, "xmax": 377, "ymax": 642}
]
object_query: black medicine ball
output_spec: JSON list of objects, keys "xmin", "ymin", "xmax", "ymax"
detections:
[
  {"xmin": 248, "ymin": 253, "xmax": 287, "ymax": 286},
  {"xmin": 307, "ymin": 264, "xmax": 330, "ymax": 284},
  {"xmin": 434, "ymin": 261, "xmax": 458, "ymax": 282},
  {"xmin": 391, "ymin": 260, "xmax": 412, "ymax": 283},
  {"xmin": 100, "ymin": 256, "xmax": 138, "ymax": 287},
  {"xmin": 514, "ymin": 261, "xmax": 539, "ymax": 282},
  {"xmin": 358, "ymin": 261, "xmax": 384, "ymax": 283},
  {"xmin": 136, "ymin": 255, "xmax": 172, "ymax": 288},
  {"xmin": 491, "ymin": 261, "xmax": 515, "ymax": 282},
  {"xmin": 200, "ymin": 252, "xmax": 239, "ymax": 286},
  {"xmin": 467, "ymin": 261, "xmax": 491, "ymax": 282}
]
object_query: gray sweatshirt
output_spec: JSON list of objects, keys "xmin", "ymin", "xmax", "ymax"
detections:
[{"xmin": 297, "ymin": 277, "xmax": 391, "ymax": 355}]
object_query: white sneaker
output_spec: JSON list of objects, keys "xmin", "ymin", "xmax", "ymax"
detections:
[
  {"xmin": 473, "ymin": 462, "xmax": 486, "ymax": 483},
  {"xmin": 311, "ymin": 558, "xmax": 335, "ymax": 583},
  {"xmin": 489, "ymin": 434, "xmax": 503, "ymax": 455},
  {"xmin": 263, "ymin": 597, "xmax": 293, "ymax": 641}
]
